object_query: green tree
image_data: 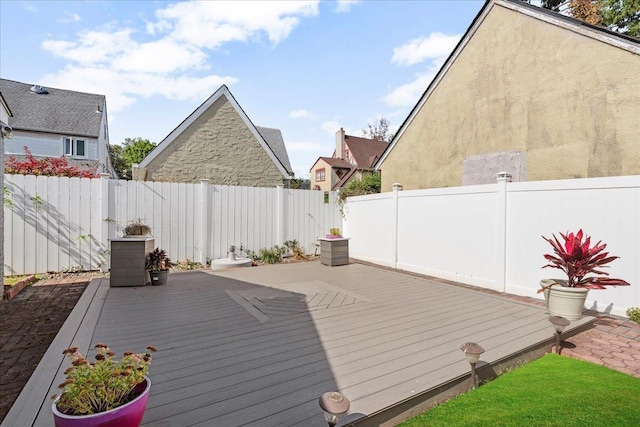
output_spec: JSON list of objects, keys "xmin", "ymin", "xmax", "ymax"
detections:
[
  {"xmin": 522, "ymin": 0, "xmax": 640, "ymax": 37},
  {"xmin": 337, "ymin": 172, "xmax": 381, "ymax": 214},
  {"xmin": 109, "ymin": 138, "xmax": 156, "ymax": 179}
]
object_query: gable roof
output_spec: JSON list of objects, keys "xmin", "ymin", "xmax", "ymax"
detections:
[
  {"xmin": 256, "ymin": 126, "xmax": 293, "ymax": 175},
  {"xmin": 343, "ymin": 135, "xmax": 389, "ymax": 169},
  {"xmin": 139, "ymin": 85, "xmax": 292, "ymax": 178},
  {"xmin": 312, "ymin": 156, "xmax": 353, "ymax": 170},
  {"xmin": 375, "ymin": 0, "xmax": 640, "ymax": 169},
  {"xmin": 0, "ymin": 78, "xmax": 105, "ymax": 138},
  {"xmin": 0, "ymin": 92, "xmax": 13, "ymax": 118}
]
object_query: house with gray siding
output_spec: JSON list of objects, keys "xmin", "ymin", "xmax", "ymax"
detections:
[
  {"xmin": 135, "ymin": 85, "xmax": 293, "ymax": 187},
  {"xmin": 0, "ymin": 78, "xmax": 115, "ymax": 176}
]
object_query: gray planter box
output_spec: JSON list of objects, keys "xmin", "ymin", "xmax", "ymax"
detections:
[
  {"xmin": 319, "ymin": 238, "xmax": 349, "ymax": 267},
  {"xmin": 109, "ymin": 238, "xmax": 155, "ymax": 287}
]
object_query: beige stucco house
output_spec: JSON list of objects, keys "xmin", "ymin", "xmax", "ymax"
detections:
[
  {"xmin": 376, "ymin": 0, "xmax": 640, "ymax": 192},
  {"xmin": 136, "ymin": 85, "xmax": 293, "ymax": 186},
  {"xmin": 310, "ymin": 128, "xmax": 388, "ymax": 192}
]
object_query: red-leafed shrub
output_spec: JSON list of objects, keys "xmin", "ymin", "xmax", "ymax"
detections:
[
  {"xmin": 4, "ymin": 147, "xmax": 96, "ymax": 178},
  {"xmin": 541, "ymin": 229, "xmax": 630, "ymax": 290}
]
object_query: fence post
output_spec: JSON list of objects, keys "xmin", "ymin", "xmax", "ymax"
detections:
[
  {"xmin": 200, "ymin": 179, "xmax": 209, "ymax": 266},
  {"xmin": 99, "ymin": 173, "xmax": 110, "ymax": 272},
  {"xmin": 276, "ymin": 184, "xmax": 285, "ymax": 246},
  {"xmin": 495, "ymin": 172, "xmax": 511, "ymax": 292},
  {"xmin": 392, "ymin": 183, "xmax": 403, "ymax": 268}
]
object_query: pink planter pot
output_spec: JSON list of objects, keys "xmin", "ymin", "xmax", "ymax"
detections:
[
  {"xmin": 52, "ymin": 377, "xmax": 150, "ymax": 427},
  {"xmin": 325, "ymin": 234, "xmax": 342, "ymax": 239}
]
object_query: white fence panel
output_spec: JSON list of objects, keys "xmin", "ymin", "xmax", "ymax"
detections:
[
  {"xmin": 397, "ymin": 186, "xmax": 499, "ymax": 290},
  {"xmin": 343, "ymin": 192, "xmax": 395, "ymax": 267},
  {"xmin": 504, "ymin": 177, "xmax": 640, "ymax": 315},
  {"xmin": 4, "ymin": 175, "xmax": 340, "ymax": 276},
  {"xmin": 344, "ymin": 175, "xmax": 640, "ymax": 317}
]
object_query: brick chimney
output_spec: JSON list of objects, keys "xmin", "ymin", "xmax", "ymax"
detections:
[{"xmin": 335, "ymin": 127, "xmax": 345, "ymax": 160}]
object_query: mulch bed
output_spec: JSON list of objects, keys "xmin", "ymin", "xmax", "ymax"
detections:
[{"xmin": 0, "ymin": 279, "xmax": 90, "ymax": 422}]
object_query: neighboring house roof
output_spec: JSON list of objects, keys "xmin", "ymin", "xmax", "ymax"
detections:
[
  {"xmin": 374, "ymin": 0, "xmax": 640, "ymax": 169},
  {"xmin": 0, "ymin": 78, "xmax": 105, "ymax": 138},
  {"xmin": 333, "ymin": 167, "xmax": 358, "ymax": 190},
  {"xmin": 139, "ymin": 85, "xmax": 292, "ymax": 178},
  {"xmin": 312, "ymin": 156, "xmax": 353, "ymax": 170},
  {"xmin": 256, "ymin": 126, "xmax": 293, "ymax": 175},
  {"xmin": 0, "ymin": 91, "xmax": 13, "ymax": 118},
  {"xmin": 342, "ymin": 135, "xmax": 389, "ymax": 169}
]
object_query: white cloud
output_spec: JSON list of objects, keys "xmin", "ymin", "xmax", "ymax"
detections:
[
  {"xmin": 39, "ymin": 1, "xmax": 319, "ymax": 113},
  {"xmin": 289, "ymin": 109, "xmax": 313, "ymax": 118},
  {"xmin": 383, "ymin": 64, "xmax": 441, "ymax": 107},
  {"xmin": 42, "ymin": 66, "xmax": 237, "ymax": 112},
  {"xmin": 335, "ymin": 0, "xmax": 361, "ymax": 13},
  {"xmin": 59, "ymin": 11, "xmax": 81, "ymax": 24},
  {"xmin": 391, "ymin": 32, "xmax": 460, "ymax": 66},
  {"xmin": 150, "ymin": 1, "xmax": 319, "ymax": 48}
]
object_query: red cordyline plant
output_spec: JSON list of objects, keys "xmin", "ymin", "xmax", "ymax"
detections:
[
  {"xmin": 541, "ymin": 229, "xmax": 630, "ymax": 290},
  {"xmin": 5, "ymin": 147, "xmax": 96, "ymax": 178}
]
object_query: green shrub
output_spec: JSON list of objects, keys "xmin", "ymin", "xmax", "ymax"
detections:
[
  {"xmin": 627, "ymin": 307, "xmax": 640, "ymax": 323},
  {"xmin": 259, "ymin": 246, "xmax": 285, "ymax": 264}
]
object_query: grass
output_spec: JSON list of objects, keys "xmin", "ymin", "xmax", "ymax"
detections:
[
  {"xmin": 400, "ymin": 354, "xmax": 640, "ymax": 427},
  {"xmin": 3, "ymin": 275, "xmax": 32, "ymax": 286}
]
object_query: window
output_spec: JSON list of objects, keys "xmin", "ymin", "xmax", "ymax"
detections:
[
  {"xmin": 63, "ymin": 138, "xmax": 87, "ymax": 158},
  {"xmin": 315, "ymin": 168, "xmax": 326, "ymax": 182}
]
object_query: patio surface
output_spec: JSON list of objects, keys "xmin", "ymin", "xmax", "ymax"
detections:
[{"xmin": 3, "ymin": 262, "xmax": 594, "ymax": 427}]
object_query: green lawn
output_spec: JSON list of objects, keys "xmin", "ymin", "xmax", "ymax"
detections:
[
  {"xmin": 3, "ymin": 275, "xmax": 31, "ymax": 286},
  {"xmin": 400, "ymin": 354, "xmax": 640, "ymax": 427}
]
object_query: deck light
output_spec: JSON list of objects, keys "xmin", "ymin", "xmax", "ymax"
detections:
[
  {"xmin": 319, "ymin": 391, "xmax": 350, "ymax": 427},
  {"xmin": 548, "ymin": 315, "xmax": 570, "ymax": 354},
  {"xmin": 460, "ymin": 342, "xmax": 485, "ymax": 389}
]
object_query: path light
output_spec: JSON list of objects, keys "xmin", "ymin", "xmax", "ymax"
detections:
[
  {"xmin": 319, "ymin": 391, "xmax": 350, "ymax": 427},
  {"xmin": 549, "ymin": 315, "xmax": 570, "ymax": 354},
  {"xmin": 460, "ymin": 342, "xmax": 485, "ymax": 389}
]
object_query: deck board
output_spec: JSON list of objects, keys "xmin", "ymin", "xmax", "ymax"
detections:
[{"xmin": 8, "ymin": 262, "xmax": 594, "ymax": 427}]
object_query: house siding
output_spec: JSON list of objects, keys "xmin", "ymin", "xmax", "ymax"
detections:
[
  {"xmin": 144, "ymin": 96, "xmax": 284, "ymax": 186},
  {"xmin": 380, "ymin": 3, "xmax": 640, "ymax": 191},
  {"xmin": 5, "ymin": 131, "xmax": 99, "ymax": 159}
]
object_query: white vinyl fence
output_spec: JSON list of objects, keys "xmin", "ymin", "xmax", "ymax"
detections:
[
  {"xmin": 3, "ymin": 174, "xmax": 341, "ymax": 275},
  {"xmin": 343, "ymin": 175, "xmax": 640, "ymax": 317}
]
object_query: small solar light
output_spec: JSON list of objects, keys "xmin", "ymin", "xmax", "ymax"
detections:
[
  {"xmin": 460, "ymin": 342, "xmax": 485, "ymax": 389},
  {"xmin": 548, "ymin": 315, "xmax": 570, "ymax": 354},
  {"xmin": 319, "ymin": 391, "xmax": 350, "ymax": 427}
]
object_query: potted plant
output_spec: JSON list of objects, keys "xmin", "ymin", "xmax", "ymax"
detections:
[
  {"xmin": 539, "ymin": 229, "xmax": 630, "ymax": 320},
  {"xmin": 52, "ymin": 343, "xmax": 157, "ymax": 427},
  {"xmin": 123, "ymin": 218, "xmax": 151, "ymax": 237},
  {"xmin": 146, "ymin": 247, "xmax": 171, "ymax": 286},
  {"xmin": 326, "ymin": 228, "xmax": 342, "ymax": 239}
]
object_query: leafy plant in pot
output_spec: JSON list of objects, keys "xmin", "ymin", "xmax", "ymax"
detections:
[
  {"xmin": 51, "ymin": 343, "xmax": 157, "ymax": 427},
  {"xmin": 539, "ymin": 229, "xmax": 630, "ymax": 320},
  {"xmin": 146, "ymin": 247, "xmax": 171, "ymax": 286},
  {"xmin": 123, "ymin": 218, "xmax": 151, "ymax": 237}
]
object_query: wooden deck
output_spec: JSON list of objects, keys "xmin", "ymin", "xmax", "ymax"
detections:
[{"xmin": 3, "ymin": 262, "xmax": 594, "ymax": 427}]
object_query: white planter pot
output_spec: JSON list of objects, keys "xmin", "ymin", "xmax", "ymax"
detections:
[{"xmin": 540, "ymin": 280, "xmax": 589, "ymax": 321}]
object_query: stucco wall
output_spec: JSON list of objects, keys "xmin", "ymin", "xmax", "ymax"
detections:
[
  {"xmin": 145, "ymin": 96, "xmax": 284, "ymax": 186},
  {"xmin": 380, "ymin": 4, "xmax": 640, "ymax": 191},
  {"xmin": 310, "ymin": 159, "xmax": 333, "ymax": 192}
]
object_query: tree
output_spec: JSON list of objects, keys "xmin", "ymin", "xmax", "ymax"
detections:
[
  {"xmin": 362, "ymin": 118, "xmax": 393, "ymax": 142},
  {"xmin": 109, "ymin": 137, "xmax": 156, "ymax": 179},
  {"xmin": 337, "ymin": 172, "xmax": 381, "ymax": 214},
  {"xmin": 522, "ymin": 0, "xmax": 640, "ymax": 37}
]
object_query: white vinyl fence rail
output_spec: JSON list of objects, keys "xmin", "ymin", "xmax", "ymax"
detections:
[
  {"xmin": 343, "ymin": 175, "xmax": 640, "ymax": 317},
  {"xmin": 4, "ymin": 174, "xmax": 341, "ymax": 275}
]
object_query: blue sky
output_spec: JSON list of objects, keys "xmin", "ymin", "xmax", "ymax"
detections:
[{"xmin": 0, "ymin": 0, "xmax": 485, "ymax": 178}]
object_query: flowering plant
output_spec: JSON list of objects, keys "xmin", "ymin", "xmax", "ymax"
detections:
[
  {"xmin": 53, "ymin": 343, "xmax": 157, "ymax": 416},
  {"xmin": 5, "ymin": 146, "xmax": 96, "ymax": 178},
  {"xmin": 540, "ymin": 229, "xmax": 630, "ymax": 291}
]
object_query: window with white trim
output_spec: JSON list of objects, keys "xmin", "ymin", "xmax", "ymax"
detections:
[
  {"xmin": 315, "ymin": 168, "xmax": 325, "ymax": 182},
  {"xmin": 63, "ymin": 137, "xmax": 87, "ymax": 158}
]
